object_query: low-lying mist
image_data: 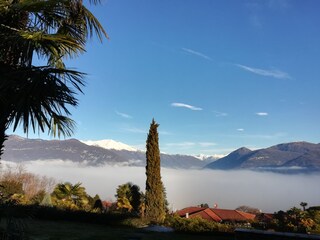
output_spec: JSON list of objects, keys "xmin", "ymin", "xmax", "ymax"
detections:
[{"xmin": 3, "ymin": 160, "xmax": 320, "ymax": 213}]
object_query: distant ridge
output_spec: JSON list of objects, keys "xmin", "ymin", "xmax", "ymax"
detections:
[
  {"xmin": 204, "ymin": 142, "xmax": 320, "ymax": 172},
  {"xmin": 2, "ymin": 135, "xmax": 216, "ymax": 169},
  {"xmin": 4, "ymin": 135, "xmax": 319, "ymax": 172}
]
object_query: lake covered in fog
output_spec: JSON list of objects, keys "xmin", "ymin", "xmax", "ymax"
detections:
[{"xmin": 3, "ymin": 160, "xmax": 320, "ymax": 213}]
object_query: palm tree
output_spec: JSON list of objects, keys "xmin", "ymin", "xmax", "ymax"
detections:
[
  {"xmin": 116, "ymin": 183, "xmax": 133, "ymax": 212},
  {"xmin": 52, "ymin": 182, "xmax": 89, "ymax": 209},
  {"xmin": 115, "ymin": 182, "xmax": 142, "ymax": 213},
  {"xmin": 0, "ymin": 0, "xmax": 107, "ymax": 159}
]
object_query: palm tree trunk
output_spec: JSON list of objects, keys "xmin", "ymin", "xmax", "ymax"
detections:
[
  {"xmin": 0, "ymin": 122, "xmax": 8, "ymax": 161},
  {"xmin": 0, "ymin": 109, "xmax": 9, "ymax": 161}
]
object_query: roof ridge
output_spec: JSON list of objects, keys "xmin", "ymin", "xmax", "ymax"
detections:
[
  {"xmin": 236, "ymin": 210, "xmax": 256, "ymax": 219},
  {"xmin": 204, "ymin": 208, "xmax": 222, "ymax": 222}
]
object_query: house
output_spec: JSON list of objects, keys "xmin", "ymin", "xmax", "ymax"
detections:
[{"xmin": 176, "ymin": 207, "xmax": 256, "ymax": 223}]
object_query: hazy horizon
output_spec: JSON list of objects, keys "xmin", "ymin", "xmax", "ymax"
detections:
[{"xmin": 2, "ymin": 160, "xmax": 319, "ymax": 213}]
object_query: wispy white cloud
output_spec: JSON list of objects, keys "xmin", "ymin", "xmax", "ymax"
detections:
[
  {"xmin": 236, "ymin": 64, "xmax": 291, "ymax": 79},
  {"xmin": 237, "ymin": 128, "xmax": 245, "ymax": 132},
  {"xmin": 267, "ymin": 0, "xmax": 290, "ymax": 10},
  {"xmin": 159, "ymin": 131, "xmax": 172, "ymax": 136},
  {"xmin": 171, "ymin": 102, "xmax": 203, "ymax": 111},
  {"xmin": 166, "ymin": 142, "xmax": 216, "ymax": 148},
  {"xmin": 245, "ymin": 1, "xmax": 290, "ymax": 28},
  {"xmin": 199, "ymin": 142, "xmax": 217, "ymax": 147},
  {"xmin": 115, "ymin": 111, "xmax": 132, "ymax": 119},
  {"xmin": 123, "ymin": 127, "xmax": 146, "ymax": 134},
  {"xmin": 213, "ymin": 111, "xmax": 228, "ymax": 117},
  {"xmin": 256, "ymin": 112, "xmax": 268, "ymax": 116},
  {"xmin": 181, "ymin": 48, "xmax": 212, "ymax": 61},
  {"xmin": 166, "ymin": 142, "xmax": 196, "ymax": 147}
]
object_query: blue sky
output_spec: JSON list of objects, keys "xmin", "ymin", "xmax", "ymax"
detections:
[{"xmin": 8, "ymin": 0, "xmax": 320, "ymax": 155}]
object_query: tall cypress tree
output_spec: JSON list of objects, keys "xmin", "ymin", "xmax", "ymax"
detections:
[{"xmin": 145, "ymin": 119, "xmax": 166, "ymax": 223}]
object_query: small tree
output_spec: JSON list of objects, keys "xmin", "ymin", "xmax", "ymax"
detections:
[
  {"xmin": 91, "ymin": 194, "xmax": 103, "ymax": 211},
  {"xmin": 200, "ymin": 203, "xmax": 209, "ymax": 208},
  {"xmin": 236, "ymin": 205, "xmax": 261, "ymax": 214},
  {"xmin": 145, "ymin": 119, "xmax": 166, "ymax": 223},
  {"xmin": 300, "ymin": 202, "xmax": 308, "ymax": 211}
]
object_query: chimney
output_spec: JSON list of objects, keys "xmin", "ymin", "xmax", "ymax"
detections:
[{"xmin": 186, "ymin": 212, "xmax": 189, "ymax": 218}]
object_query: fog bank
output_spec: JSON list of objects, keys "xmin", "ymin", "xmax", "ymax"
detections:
[{"xmin": 2, "ymin": 160, "xmax": 320, "ymax": 213}]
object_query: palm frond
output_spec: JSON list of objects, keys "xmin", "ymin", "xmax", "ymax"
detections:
[
  {"xmin": 49, "ymin": 114, "xmax": 75, "ymax": 138},
  {"xmin": 1, "ymin": 63, "xmax": 85, "ymax": 135},
  {"xmin": 87, "ymin": 0, "xmax": 102, "ymax": 5},
  {"xmin": 81, "ymin": 5, "xmax": 109, "ymax": 42}
]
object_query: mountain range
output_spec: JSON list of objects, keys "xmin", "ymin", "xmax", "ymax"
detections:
[
  {"xmin": 1, "ymin": 135, "xmax": 215, "ymax": 169},
  {"xmin": 204, "ymin": 141, "xmax": 320, "ymax": 173},
  {"xmin": 2, "ymin": 135, "xmax": 320, "ymax": 173}
]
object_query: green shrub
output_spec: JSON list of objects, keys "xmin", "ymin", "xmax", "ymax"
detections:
[
  {"xmin": 270, "ymin": 207, "xmax": 317, "ymax": 233},
  {"xmin": 120, "ymin": 217, "xmax": 150, "ymax": 228},
  {"xmin": 164, "ymin": 214, "xmax": 234, "ymax": 233}
]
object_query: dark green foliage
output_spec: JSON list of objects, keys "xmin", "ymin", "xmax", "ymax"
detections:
[
  {"xmin": 268, "ymin": 207, "xmax": 317, "ymax": 233},
  {"xmin": 130, "ymin": 184, "xmax": 141, "ymax": 213},
  {"xmin": 200, "ymin": 203, "xmax": 209, "ymax": 208},
  {"xmin": 93, "ymin": 198, "xmax": 103, "ymax": 210},
  {"xmin": 120, "ymin": 217, "xmax": 151, "ymax": 228},
  {"xmin": 30, "ymin": 190, "xmax": 46, "ymax": 205},
  {"xmin": 0, "ymin": 204, "xmax": 135, "ymax": 226},
  {"xmin": 145, "ymin": 119, "xmax": 166, "ymax": 223},
  {"xmin": 163, "ymin": 184, "xmax": 169, "ymax": 213},
  {"xmin": 91, "ymin": 194, "xmax": 103, "ymax": 212},
  {"xmin": 51, "ymin": 182, "xmax": 90, "ymax": 210},
  {"xmin": 115, "ymin": 182, "xmax": 142, "ymax": 214},
  {"xmin": 308, "ymin": 206, "xmax": 320, "ymax": 211},
  {"xmin": 0, "ymin": 131, "xmax": 7, "ymax": 160},
  {"xmin": 308, "ymin": 209, "xmax": 320, "ymax": 233},
  {"xmin": 300, "ymin": 202, "xmax": 308, "ymax": 211},
  {"xmin": 165, "ymin": 214, "xmax": 234, "ymax": 233}
]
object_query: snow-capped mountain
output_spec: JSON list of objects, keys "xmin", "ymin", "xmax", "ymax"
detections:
[
  {"xmin": 81, "ymin": 139, "xmax": 137, "ymax": 152},
  {"xmin": 194, "ymin": 154, "xmax": 210, "ymax": 161},
  {"xmin": 194, "ymin": 154, "xmax": 224, "ymax": 162},
  {"xmin": 2, "ymin": 135, "xmax": 213, "ymax": 169}
]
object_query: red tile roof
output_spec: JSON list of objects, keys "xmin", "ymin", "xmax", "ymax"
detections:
[
  {"xmin": 176, "ymin": 207, "xmax": 205, "ymax": 217},
  {"xmin": 255, "ymin": 213, "xmax": 274, "ymax": 222},
  {"xmin": 210, "ymin": 209, "xmax": 248, "ymax": 222},
  {"xmin": 176, "ymin": 207, "xmax": 256, "ymax": 222},
  {"xmin": 236, "ymin": 210, "xmax": 256, "ymax": 220},
  {"xmin": 191, "ymin": 208, "xmax": 222, "ymax": 222}
]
